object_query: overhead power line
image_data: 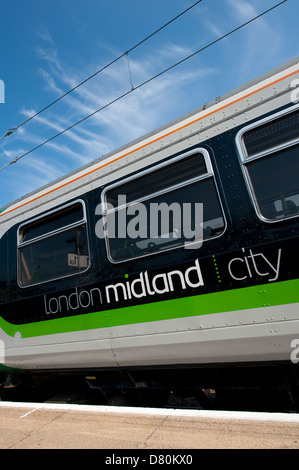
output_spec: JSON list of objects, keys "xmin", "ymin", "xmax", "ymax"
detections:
[
  {"xmin": 0, "ymin": 0, "xmax": 203, "ymax": 141},
  {"xmin": 0, "ymin": 0, "xmax": 287, "ymax": 172}
]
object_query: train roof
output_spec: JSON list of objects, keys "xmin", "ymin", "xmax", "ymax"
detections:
[{"xmin": 1, "ymin": 56, "xmax": 299, "ymax": 216}]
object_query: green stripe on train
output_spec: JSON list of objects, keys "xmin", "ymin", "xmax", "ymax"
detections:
[
  {"xmin": 0, "ymin": 278, "xmax": 298, "ymax": 339},
  {"xmin": 0, "ymin": 364, "xmax": 16, "ymax": 371}
]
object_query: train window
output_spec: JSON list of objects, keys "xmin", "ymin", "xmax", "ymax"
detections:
[
  {"xmin": 18, "ymin": 201, "xmax": 90, "ymax": 287},
  {"xmin": 102, "ymin": 149, "xmax": 226, "ymax": 262},
  {"xmin": 242, "ymin": 110, "xmax": 299, "ymax": 158},
  {"xmin": 106, "ymin": 152, "xmax": 208, "ymax": 207},
  {"xmin": 238, "ymin": 107, "xmax": 299, "ymax": 222},
  {"xmin": 20, "ymin": 203, "xmax": 84, "ymax": 243}
]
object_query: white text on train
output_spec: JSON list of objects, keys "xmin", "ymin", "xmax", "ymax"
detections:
[
  {"xmin": 43, "ymin": 259, "xmax": 204, "ymax": 314},
  {"xmin": 105, "ymin": 258, "xmax": 204, "ymax": 303},
  {"xmin": 228, "ymin": 248, "xmax": 282, "ymax": 282}
]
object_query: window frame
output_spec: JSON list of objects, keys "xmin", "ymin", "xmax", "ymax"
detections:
[
  {"xmin": 17, "ymin": 199, "xmax": 90, "ymax": 288},
  {"xmin": 101, "ymin": 148, "xmax": 227, "ymax": 264},
  {"xmin": 236, "ymin": 103, "xmax": 299, "ymax": 224}
]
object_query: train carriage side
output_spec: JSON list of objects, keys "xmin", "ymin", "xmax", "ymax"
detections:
[{"xmin": 0, "ymin": 59, "xmax": 298, "ymax": 399}]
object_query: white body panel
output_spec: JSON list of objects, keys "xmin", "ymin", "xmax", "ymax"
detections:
[{"xmin": 1, "ymin": 303, "xmax": 298, "ymax": 369}]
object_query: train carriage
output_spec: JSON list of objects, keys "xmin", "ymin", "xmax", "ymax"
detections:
[{"xmin": 0, "ymin": 57, "xmax": 298, "ymax": 408}]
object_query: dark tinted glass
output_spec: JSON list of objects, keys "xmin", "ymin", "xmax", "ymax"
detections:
[
  {"xmin": 20, "ymin": 203, "xmax": 84, "ymax": 243},
  {"xmin": 246, "ymin": 144, "xmax": 299, "ymax": 220},
  {"xmin": 19, "ymin": 225, "xmax": 89, "ymax": 286},
  {"xmin": 106, "ymin": 152, "xmax": 207, "ymax": 207},
  {"xmin": 243, "ymin": 109, "xmax": 299, "ymax": 157},
  {"xmin": 108, "ymin": 178, "xmax": 225, "ymax": 261}
]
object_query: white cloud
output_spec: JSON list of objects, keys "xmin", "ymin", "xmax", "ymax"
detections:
[
  {"xmin": 1, "ymin": 34, "xmax": 216, "ymax": 204},
  {"xmin": 35, "ymin": 46, "xmax": 63, "ymax": 72},
  {"xmin": 204, "ymin": 20, "xmax": 224, "ymax": 38},
  {"xmin": 38, "ymin": 68, "xmax": 63, "ymax": 94},
  {"xmin": 37, "ymin": 26, "xmax": 54, "ymax": 44},
  {"xmin": 226, "ymin": 0, "xmax": 258, "ymax": 21},
  {"xmin": 222, "ymin": 0, "xmax": 284, "ymax": 80}
]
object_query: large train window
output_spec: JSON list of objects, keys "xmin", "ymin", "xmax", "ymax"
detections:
[
  {"xmin": 101, "ymin": 149, "xmax": 226, "ymax": 262},
  {"xmin": 237, "ymin": 106, "xmax": 299, "ymax": 222},
  {"xmin": 17, "ymin": 200, "xmax": 90, "ymax": 287}
]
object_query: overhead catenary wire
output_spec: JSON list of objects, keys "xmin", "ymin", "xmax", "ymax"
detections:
[
  {"xmin": 0, "ymin": 0, "xmax": 287, "ymax": 172},
  {"xmin": 0, "ymin": 0, "xmax": 204, "ymax": 141},
  {"xmin": 0, "ymin": 130, "xmax": 14, "ymax": 141}
]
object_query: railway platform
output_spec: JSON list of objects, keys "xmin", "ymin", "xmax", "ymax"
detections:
[{"xmin": 0, "ymin": 401, "xmax": 298, "ymax": 450}]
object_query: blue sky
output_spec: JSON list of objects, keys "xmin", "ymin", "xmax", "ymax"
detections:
[{"xmin": 0, "ymin": 0, "xmax": 298, "ymax": 208}]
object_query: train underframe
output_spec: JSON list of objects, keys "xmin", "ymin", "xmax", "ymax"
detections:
[{"xmin": 1, "ymin": 361, "xmax": 298, "ymax": 413}]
